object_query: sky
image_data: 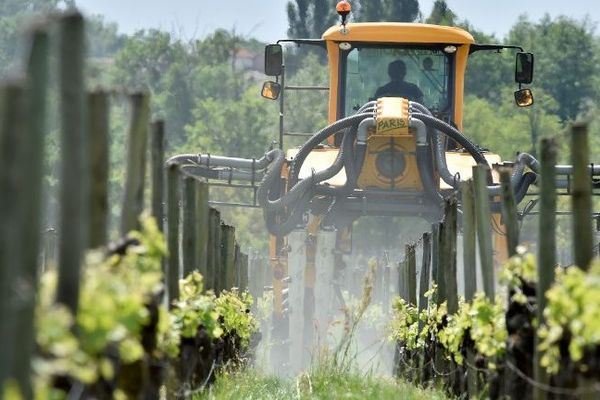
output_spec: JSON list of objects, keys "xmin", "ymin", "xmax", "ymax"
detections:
[{"xmin": 74, "ymin": 0, "xmax": 600, "ymax": 42}]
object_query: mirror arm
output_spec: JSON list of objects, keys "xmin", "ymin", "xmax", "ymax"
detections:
[
  {"xmin": 469, "ymin": 43, "xmax": 524, "ymax": 55},
  {"xmin": 276, "ymin": 39, "xmax": 327, "ymax": 49}
]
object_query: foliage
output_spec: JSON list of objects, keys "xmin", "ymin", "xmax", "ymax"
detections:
[
  {"xmin": 286, "ymin": 0, "xmax": 336, "ymax": 39},
  {"xmin": 171, "ymin": 272, "xmax": 222, "ymax": 339},
  {"xmin": 32, "ymin": 218, "xmax": 258, "ymax": 396},
  {"xmin": 389, "ymin": 285, "xmax": 446, "ymax": 351},
  {"xmin": 538, "ymin": 261, "xmax": 600, "ymax": 374},
  {"xmin": 355, "ymin": 0, "xmax": 420, "ymax": 23},
  {"xmin": 183, "ymin": 85, "xmax": 277, "ymax": 159},
  {"xmin": 215, "ymin": 290, "xmax": 257, "ymax": 347},
  {"xmin": 462, "ymin": 88, "xmax": 561, "ymax": 159},
  {"xmin": 500, "ymin": 248, "xmax": 537, "ymax": 304},
  {"xmin": 390, "ymin": 289, "xmax": 507, "ymax": 368},
  {"xmin": 0, "ymin": 0, "xmax": 69, "ymax": 75},
  {"xmin": 426, "ymin": 1, "xmax": 456, "ymax": 26},
  {"xmin": 389, "ymin": 298, "xmax": 421, "ymax": 350},
  {"xmin": 468, "ymin": 294, "xmax": 507, "ymax": 361},
  {"xmin": 35, "ymin": 219, "xmax": 166, "ymax": 385},
  {"xmin": 286, "ymin": 0, "xmax": 420, "ymax": 40}
]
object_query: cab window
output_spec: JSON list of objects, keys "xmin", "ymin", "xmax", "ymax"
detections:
[{"xmin": 344, "ymin": 46, "xmax": 452, "ymax": 116}]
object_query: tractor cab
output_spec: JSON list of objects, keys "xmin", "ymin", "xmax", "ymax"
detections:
[
  {"xmin": 263, "ymin": 23, "xmax": 534, "ymax": 134},
  {"xmin": 322, "ymin": 23, "xmax": 474, "ymax": 129}
]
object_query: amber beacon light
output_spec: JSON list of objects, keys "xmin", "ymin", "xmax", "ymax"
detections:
[{"xmin": 336, "ymin": 1, "xmax": 351, "ymax": 27}]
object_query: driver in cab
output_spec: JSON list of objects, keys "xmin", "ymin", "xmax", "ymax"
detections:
[{"xmin": 374, "ymin": 59, "xmax": 423, "ymax": 104}]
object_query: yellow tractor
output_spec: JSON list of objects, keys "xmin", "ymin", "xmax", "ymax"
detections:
[{"xmin": 168, "ymin": 1, "xmax": 538, "ymax": 370}]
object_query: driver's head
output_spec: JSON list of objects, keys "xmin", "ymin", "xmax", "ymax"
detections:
[{"xmin": 388, "ymin": 60, "xmax": 407, "ymax": 81}]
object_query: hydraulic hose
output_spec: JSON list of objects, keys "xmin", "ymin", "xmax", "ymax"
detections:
[
  {"xmin": 263, "ymin": 190, "xmax": 312, "ymax": 236},
  {"xmin": 416, "ymin": 146, "xmax": 443, "ymax": 205},
  {"xmin": 289, "ymin": 113, "xmax": 372, "ymax": 187},
  {"xmin": 514, "ymin": 172, "xmax": 537, "ymax": 203},
  {"xmin": 179, "ymin": 165, "xmax": 264, "ymax": 182},
  {"xmin": 410, "ymin": 104, "xmax": 538, "ymax": 200},
  {"xmin": 256, "ymin": 149, "xmax": 286, "ymax": 210},
  {"xmin": 357, "ymin": 101, "xmax": 376, "ymax": 113},
  {"xmin": 350, "ymin": 118, "xmax": 376, "ymax": 189},
  {"xmin": 258, "ymin": 127, "xmax": 356, "ymax": 212},
  {"xmin": 410, "ymin": 117, "xmax": 443, "ymax": 205},
  {"xmin": 167, "ymin": 149, "xmax": 279, "ymax": 171},
  {"xmin": 411, "ymin": 112, "xmax": 489, "ymax": 167}
]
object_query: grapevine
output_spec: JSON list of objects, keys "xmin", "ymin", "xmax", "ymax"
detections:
[{"xmin": 31, "ymin": 217, "xmax": 258, "ymax": 397}]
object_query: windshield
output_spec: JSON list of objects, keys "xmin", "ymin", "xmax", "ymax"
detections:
[{"xmin": 344, "ymin": 46, "xmax": 453, "ymax": 116}]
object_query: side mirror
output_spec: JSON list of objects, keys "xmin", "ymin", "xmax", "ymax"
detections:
[
  {"xmin": 264, "ymin": 44, "xmax": 283, "ymax": 76},
  {"xmin": 514, "ymin": 88, "xmax": 534, "ymax": 107},
  {"xmin": 261, "ymin": 81, "xmax": 281, "ymax": 100},
  {"xmin": 515, "ymin": 52, "xmax": 534, "ymax": 84}
]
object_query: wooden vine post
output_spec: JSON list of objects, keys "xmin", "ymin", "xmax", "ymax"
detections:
[
  {"xmin": 461, "ymin": 180, "xmax": 477, "ymax": 300},
  {"xmin": 569, "ymin": 124, "xmax": 596, "ymax": 399},
  {"xmin": 206, "ymin": 208, "xmax": 220, "ymax": 292},
  {"xmin": 499, "ymin": 169, "xmax": 519, "ymax": 257},
  {"xmin": 56, "ymin": 12, "xmax": 86, "ymax": 314},
  {"xmin": 182, "ymin": 176, "xmax": 197, "ymax": 276},
  {"xmin": 534, "ymin": 138, "xmax": 557, "ymax": 400},
  {"xmin": 10, "ymin": 26, "xmax": 50, "ymax": 397},
  {"xmin": 434, "ymin": 221, "xmax": 446, "ymax": 305},
  {"xmin": 571, "ymin": 123, "xmax": 594, "ymax": 270},
  {"xmin": 406, "ymin": 244, "xmax": 417, "ymax": 306},
  {"xmin": 166, "ymin": 163, "xmax": 180, "ymax": 304},
  {"xmin": 460, "ymin": 180, "xmax": 478, "ymax": 397},
  {"xmin": 442, "ymin": 197, "xmax": 458, "ymax": 314},
  {"xmin": 222, "ymin": 225, "xmax": 236, "ymax": 290},
  {"xmin": 417, "ymin": 232, "xmax": 432, "ymax": 383},
  {"xmin": 195, "ymin": 181, "xmax": 209, "ymax": 278},
  {"xmin": 240, "ymin": 251, "xmax": 249, "ymax": 290},
  {"xmin": 87, "ymin": 91, "xmax": 109, "ymax": 248},
  {"xmin": 213, "ymin": 212, "xmax": 223, "ymax": 292},
  {"xmin": 473, "ymin": 165, "xmax": 495, "ymax": 299},
  {"xmin": 121, "ymin": 92, "xmax": 150, "ymax": 236},
  {"xmin": 0, "ymin": 82, "xmax": 27, "ymax": 393},
  {"xmin": 418, "ymin": 233, "xmax": 431, "ymax": 314},
  {"xmin": 151, "ymin": 120, "xmax": 165, "ymax": 230}
]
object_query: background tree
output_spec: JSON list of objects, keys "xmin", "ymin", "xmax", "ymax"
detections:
[
  {"xmin": 426, "ymin": 0, "xmax": 456, "ymax": 26},
  {"xmin": 287, "ymin": 0, "xmax": 336, "ymax": 38},
  {"xmin": 287, "ymin": 0, "xmax": 421, "ymax": 38},
  {"xmin": 383, "ymin": 0, "xmax": 420, "ymax": 22},
  {"xmin": 463, "ymin": 89, "xmax": 561, "ymax": 159},
  {"xmin": 508, "ymin": 15, "xmax": 600, "ymax": 120},
  {"xmin": 0, "ymin": 0, "xmax": 75, "ymax": 74},
  {"xmin": 354, "ymin": 0, "xmax": 420, "ymax": 23}
]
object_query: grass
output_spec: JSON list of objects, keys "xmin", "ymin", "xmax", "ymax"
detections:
[
  {"xmin": 195, "ymin": 259, "xmax": 452, "ymax": 400},
  {"xmin": 195, "ymin": 366, "xmax": 450, "ymax": 400}
]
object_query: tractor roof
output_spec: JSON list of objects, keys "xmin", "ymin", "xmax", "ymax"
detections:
[{"xmin": 322, "ymin": 22, "xmax": 475, "ymax": 45}]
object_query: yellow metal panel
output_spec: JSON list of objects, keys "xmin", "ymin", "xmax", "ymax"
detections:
[
  {"xmin": 440, "ymin": 152, "xmax": 502, "ymax": 189},
  {"xmin": 453, "ymin": 45, "xmax": 469, "ymax": 130},
  {"xmin": 287, "ymin": 147, "xmax": 347, "ymax": 187},
  {"xmin": 357, "ymin": 136, "xmax": 422, "ymax": 190},
  {"xmin": 326, "ymin": 40, "xmax": 339, "ymax": 125}
]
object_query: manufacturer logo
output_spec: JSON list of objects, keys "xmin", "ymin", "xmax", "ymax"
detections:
[{"xmin": 377, "ymin": 118, "xmax": 406, "ymax": 133}]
